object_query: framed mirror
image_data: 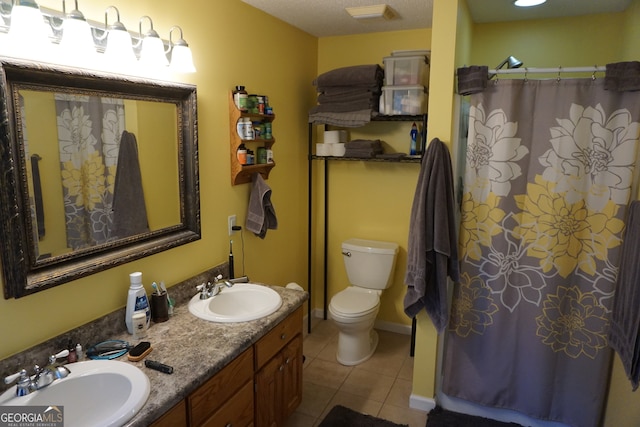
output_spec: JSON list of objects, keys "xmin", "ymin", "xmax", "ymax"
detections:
[{"xmin": 0, "ymin": 58, "xmax": 200, "ymax": 298}]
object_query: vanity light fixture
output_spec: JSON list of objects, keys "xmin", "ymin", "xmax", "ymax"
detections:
[
  {"xmin": 7, "ymin": 0, "xmax": 50, "ymax": 60},
  {"xmin": 168, "ymin": 26, "xmax": 196, "ymax": 73},
  {"xmin": 0, "ymin": 2, "xmax": 196, "ymax": 80},
  {"xmin": 102, "ymin": 6, "xmax": 136, "ymax": 67},
  {"xmin": 346, "ymin": 4, "xmax": 396, "ymax": 21},
  {"xmin": 58, "ymin": 0, "xmax": 97, "ymax": 65},
  {"xmin": 514, "ymin": 0, "xmax": 547, "ymax": 7},
  {"xmin": 137, "ymin": 16, "xmax": 169, "ymax": 68}
]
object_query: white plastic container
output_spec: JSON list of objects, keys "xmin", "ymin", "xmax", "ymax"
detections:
[
  {"xmin": 381, "ymin": 85, "xmax": 428, "ymax": 115},
  {"xmin": 383, "ymin": 55, "xmax": 430, "ymax": 86},
  {"xmin": 125, "ymin": 272, "xmax": 151, "ymax": 334}
]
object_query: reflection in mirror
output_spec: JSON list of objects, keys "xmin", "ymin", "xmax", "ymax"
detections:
[{"xmin": 0, "ymin": 58, "xmax": 200, "ymax": 298}]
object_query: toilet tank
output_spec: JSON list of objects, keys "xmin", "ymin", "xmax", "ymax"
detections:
[{"xmin": 342, "ymin": 238, "xmax": 399, "ymax": 290}]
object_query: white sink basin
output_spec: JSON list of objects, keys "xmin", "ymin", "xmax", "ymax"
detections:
[
  {"xmin": 0, "ymin": 359, "xmax": 150, "ymax": 427},
  {"xmin": 188, "ymin": 283, "xmax": 283, "ymax": 322}
]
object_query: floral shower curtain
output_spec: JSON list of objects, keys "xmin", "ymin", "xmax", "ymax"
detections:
[
  {"xmin": 442, "ymin": 77, "xmax": 640, "ymax": 427},
  {"xmin": 55, "ymin": 94, "xmax": 126, "ymax": 250}
]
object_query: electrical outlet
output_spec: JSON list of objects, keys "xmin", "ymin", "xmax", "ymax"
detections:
[{"xmin": 228, "ymin": 215, "xmax": 237, "ymax": 236}]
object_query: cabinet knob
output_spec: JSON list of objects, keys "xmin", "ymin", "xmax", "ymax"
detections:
[
  {"xmin": 279, "ymin": 365, "xmax": 284, "ymax": 372},
  {"xmin": 285, "ymin": 357, "xmax": 291, "ymax": 365},
  {"xmin": 280, "ymin": 333, "xmax": 286, "ymax": 340},
  {"xmin": 225, "ymin": 424, "xmax": 232, "ymax": 427}
]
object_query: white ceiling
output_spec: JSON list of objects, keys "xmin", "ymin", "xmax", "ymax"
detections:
[{"xmin": 240, "ymin": 0, "xmax": 633, "ymax": 37}]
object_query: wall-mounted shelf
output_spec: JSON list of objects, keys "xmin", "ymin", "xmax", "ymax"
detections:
[{"xmin": 229, "ymin": 92, "xmax": 276, "ymax": 185}]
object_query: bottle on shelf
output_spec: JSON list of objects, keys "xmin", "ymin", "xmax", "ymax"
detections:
[
  {"xmin": 237, "ymin": 143, "xmax": 248, "ymax": 165},
  {"xmin": 233, "ymin": 85, "xmax": 248, "ymax": 111},
  {"xmin": 409, "ymin": 122, "xmax": 418, "ymax": 155}
]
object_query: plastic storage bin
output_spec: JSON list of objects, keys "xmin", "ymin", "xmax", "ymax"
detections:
[
  {"xmin": 383, "ymin": 55, "xmax": 430, "ymax": 86},
  {"xmin": 380, "ymin": 85, "xmax": 428, "ymax": 115}
]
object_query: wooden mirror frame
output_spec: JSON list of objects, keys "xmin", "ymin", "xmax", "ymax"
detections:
[{"xmin": 0, "ymin": 58, "xmax": 200, "ymax": 298}]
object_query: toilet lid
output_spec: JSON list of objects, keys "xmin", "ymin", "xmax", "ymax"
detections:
[{"xmin": 331, "ymin": 288, "xmax": 379, "ymax": 317}]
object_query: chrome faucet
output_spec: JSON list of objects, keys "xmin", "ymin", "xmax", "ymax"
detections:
[
  {"xmin": 196, "ymin": 274, "xmax": 250, "ymax": 300},
  {"xmin": 4, "ymin": 349, "xmax": 71, "ymax": 396}
]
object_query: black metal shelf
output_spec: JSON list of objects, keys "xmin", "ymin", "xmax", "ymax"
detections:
[{"xmin": 306, "ymin": 113, "xmax": 427, "ymax": 337}]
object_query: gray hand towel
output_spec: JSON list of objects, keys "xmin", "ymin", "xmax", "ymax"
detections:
[
  {"xmin": 609, "ymin": 200, "xmax": 640, "ymax": 390},
  {"xmin": 246, "ymin": 173, "xmax": 278, "ymax": 239},
  {"xmin": 110, "ymin": 130, "xmax": 149, "ymax": 239},
  {"xmin": 403, "ymin": 138, "xmax": 459, "ymax": 332}
]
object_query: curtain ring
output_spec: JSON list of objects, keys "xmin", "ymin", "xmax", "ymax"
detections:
[
  {"xmin": 592, "ymin": 65, "xmax": 597, "ymax": 81},
  {"xmin": 524, "ymin": 67, "xmax": 528, "ymax": 83},
  {"xmin": 556, "ymin": 66, "xmax": 562, "ymax": 83}
]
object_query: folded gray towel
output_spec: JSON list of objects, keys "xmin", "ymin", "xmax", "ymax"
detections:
[
  {"xmin": 246, "ymin": 173, "xmax": 277, "ymax": 239},
  {"xmin": 318, "ymin": 91, "xmax": 379, "ymax": 105},
  {"xmin": 345, "ymin": 139, "xmax": 382, "ymax": 149},
  {"xmin": 310, "ymin": 99, "xmax": 379, "ymax": 114},
  {"xmin": 605, "ymin": 61, "xmax": 640, "ymax": 92},
  {"xmin": 457, "ymin": 65, "xmax": 489, "ymax": 95},
  {"xmin": 308, "ymin": 109, "xmax": 374, "ymax": 127},
  {"xmin": 313, "ymin": 64, "xmax": 384, "ymax": 88},
  {"xmin": 609, "ymin": 200, "xmax": 640, "ymax": 390},
  {"xmin": 318, "ymin": 87, "xmax": 382, "ymax": 98}
]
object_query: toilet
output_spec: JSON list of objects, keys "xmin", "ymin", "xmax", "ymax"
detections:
[{"xmin": 328, "ymin": 238, "xmax": 399, "ymax": 366}]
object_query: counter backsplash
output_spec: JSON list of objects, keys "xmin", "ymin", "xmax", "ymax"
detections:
[{"xmin": 0, "ymin": 263, "xmax": 229, "ymax": 393}]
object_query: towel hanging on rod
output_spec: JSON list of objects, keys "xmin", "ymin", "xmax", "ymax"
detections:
[{"xmin": 489, "ymin": 65, "xmax": 606, "ymax": 76}]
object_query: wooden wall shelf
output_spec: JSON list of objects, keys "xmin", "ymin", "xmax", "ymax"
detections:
[{"xmin": 229, "ymin": 92, "xmax": 276, "ymax": 185}]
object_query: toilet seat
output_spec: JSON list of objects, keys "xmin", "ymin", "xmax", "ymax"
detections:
[{"xmin": 330, "ymin": 287, "xmax": 379, "ymax": 318}]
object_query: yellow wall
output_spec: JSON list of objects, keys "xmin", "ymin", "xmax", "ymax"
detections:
[
  {"xmin": 314, "ymin": 29, "xmax": 431, "ymax": 327},
  {"xmin": 2, "ymin": 0, "xmax": 640, "ymax": 424},
  {"xmin": 0, "ymin": 0, "xmax": 317, "ymax": 359}
]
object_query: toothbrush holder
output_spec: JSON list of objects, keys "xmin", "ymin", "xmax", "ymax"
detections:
[{"xmin": 151, "ymin": 291, "xmax": 169, "ymax": 323}]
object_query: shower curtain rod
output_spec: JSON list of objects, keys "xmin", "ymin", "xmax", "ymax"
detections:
[{"xmin": 489, "ymin": 65, "xmax": 607, "ymax": 75}]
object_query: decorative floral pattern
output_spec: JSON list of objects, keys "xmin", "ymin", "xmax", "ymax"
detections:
[
  {"xmin": 459, "ymin": 192, "xmax": 505, "ymax": 261},
  {"xmin": 465, "ymin": 103, "xmax": 528, "ymax": 200},
  {"xmin": 540, "ymin": 103, "xmax": 639, "ymax": 211},
  {"xmin": 449, "ymin": 272, "xmax": 499, "ymax": 337},
  {"xmin": 536, "ymin": 286, "xmax": 609, "ymax": 359},
  {"xmin": 56, "ymin": 96, "xmax": 125, "ymax": 249}
]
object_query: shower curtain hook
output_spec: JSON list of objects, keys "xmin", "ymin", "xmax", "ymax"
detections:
[
  {"xmin": 524, "ymin": 67, "xmax": 528, "ymax": 82},
  {"xmin": 556, "ymin": 66, "xmax": 562, "ymax": 83},
  {"xmin": 592, "ymin": 65, "xmax": 598, "ymax": 80}
]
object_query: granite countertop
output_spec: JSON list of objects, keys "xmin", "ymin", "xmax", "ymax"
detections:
[{"xmin": 121, "ymin": 284, "xmax": 308, "ymax": 426}]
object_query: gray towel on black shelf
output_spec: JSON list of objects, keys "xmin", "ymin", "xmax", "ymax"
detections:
[
  {"xmin": 609, "ymin": 200, "xmax": 640, "ymax": 390},
  {"xmin": 345, "ymin": 139, "xmax": 382, "ymax": 150},
  {"xmin": 403, "ymin": 138, "xmax": 459, "ymax": 332},
  {"xmin": 308, "ymin": 110, "xmax": 374, "ymax": 127},
  {"xmin": 313, "ymin": 64, "xmax": 384, "ymax": 88},
  {"xmin": 317, "ymin": 91, "xmax": 380, "ymax": 105},
  {"xmin": 246, "ymin": 173, "xmax": 277, "ymax": 239},
  {"xmin": 309, "ymin": 99, "xmax": 379, "ymax": 114},
  {"xmin": 111, "ymin": 130, "xmax": 149, "ymax": 239}
]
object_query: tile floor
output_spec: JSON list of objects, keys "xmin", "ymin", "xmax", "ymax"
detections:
[{"xmin": 285, "ymin": 318, "xmax": 428, "ymax": 427}]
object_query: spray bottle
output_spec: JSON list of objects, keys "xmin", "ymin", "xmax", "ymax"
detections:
[{"xmin": 410, "ymin": 122, "xmax": 418, "ymax": 155}]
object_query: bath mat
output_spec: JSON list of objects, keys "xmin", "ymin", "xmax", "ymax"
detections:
[
  {"xmin": 426, "ymin": 406, "xmax": 526, "ymax": 427},
  {"xmin": 318, "ymin": 405, "xmax": 408, "ymax": 427}
]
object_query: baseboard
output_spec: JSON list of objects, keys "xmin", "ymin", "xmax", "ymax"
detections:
[
  {"xmin": 308, "ymin": 308, "xmax": 412, "ymax": 335},
  {"xmin": 410, "ymin": 394, "xmax": 436, "ymax": 412}
]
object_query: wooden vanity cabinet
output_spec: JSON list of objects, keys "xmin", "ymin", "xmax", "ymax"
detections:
[
  {"xmin": 254, "ymin": 307, "xmax": 303, "ymax": 427},
  {"xmin": 149, "ymin": 307, "xmax": 303, "ymax": 427},
  {"xmin": 188, "ymin": 347, "xmax": 254, "ymax": 427}
]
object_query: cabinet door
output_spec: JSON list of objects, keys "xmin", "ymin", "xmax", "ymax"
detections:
[
  {"xmin": 200, "ymin": 381, "xmax": 254, "ymax": 427},
  {"xmin": 149, "ymin": 399, "xmax": 187, "ymax": 427},
  {"xmin": 254, "ymin": 353, "xmax": 283, "ymax": 427},
  {"xmin": 282, "ymin": 334, "xmax": 303, "ymax": 420}
]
